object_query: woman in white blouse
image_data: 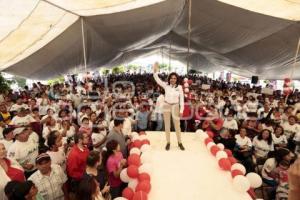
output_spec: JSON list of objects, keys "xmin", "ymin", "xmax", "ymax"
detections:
[
  {"xmin": 234, "ymin": 127, "xmax": 253, "ymax": 172},
  {"xmin": 153, "ymin": 62, "xmax": 185, "ymax": 150},
  {"xmin": 253, "ymin": 129, "xmax": 274, "ymax": 162}
]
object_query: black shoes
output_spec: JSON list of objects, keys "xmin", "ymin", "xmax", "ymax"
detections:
[
  {"xmin": 165, "ymin": 143, "xmax": 185, "ymax": 150},
  {"xmin": 178, "ymin": 143, "xmax": 185, "ymax": 151},
  {"xmin": 165, "ymin": 143, "xmax": 170, "ymax": 151}
]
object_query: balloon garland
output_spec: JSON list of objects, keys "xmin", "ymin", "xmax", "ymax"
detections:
[
  {"xmin": 196, "ymin": 129, "xmax": 262, "ymax": 198},
  {"xmin": 118, "ymin": 132, "xmax": 152, "ymax": 200}
]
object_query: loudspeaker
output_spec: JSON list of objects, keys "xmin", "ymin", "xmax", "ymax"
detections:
[{"xmin": 251, "ymin": 76, "xmax": 258, "ymax": 84}]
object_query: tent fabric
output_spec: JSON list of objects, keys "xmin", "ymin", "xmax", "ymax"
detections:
[{"xmin": 0, "ymin": 0, "xmax": 300, "ymax": 80}]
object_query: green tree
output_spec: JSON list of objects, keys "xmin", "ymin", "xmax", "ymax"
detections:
[
  {"xmin": 0, "ymin": 73, "xmax": 12, "ymax": 93},
  {"xmin": 47, "ymin": 76, "xmax": 65, "ymax": 85},
  {"xmin": 112, "ymin": 65, "xmax": 125, "ymax": 74},
  {"xmin": 100, "ymin": 68, "xmax": 110, "ymax": 75}
]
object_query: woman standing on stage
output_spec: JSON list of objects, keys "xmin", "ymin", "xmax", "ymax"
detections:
[{"xmin": 153, "ymin": 62, "xmax": 185, "ymax": 150}]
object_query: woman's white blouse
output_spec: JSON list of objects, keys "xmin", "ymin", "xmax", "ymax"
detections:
[{"xmin": 153, "ymin": 73, "xmax": 184, "ymax": 113}]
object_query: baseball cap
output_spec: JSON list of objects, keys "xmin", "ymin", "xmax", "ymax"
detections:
[
  {"xmin": 35, "ymin": 153, "xmax": 51, "ymax": 164},
  {"xmin": 13, "ymin": 127, "xmax": 26, "ymax": 136}
]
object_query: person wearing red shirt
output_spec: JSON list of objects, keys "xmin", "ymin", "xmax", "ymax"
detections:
[{"xmin": 66, "ymin": 133, "xmax": 90, "ymax": 192}]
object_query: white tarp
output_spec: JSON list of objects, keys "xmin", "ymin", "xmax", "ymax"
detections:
[{"xmin": 0, "ymin": 0, "xmax": 300, "ymax": 79}]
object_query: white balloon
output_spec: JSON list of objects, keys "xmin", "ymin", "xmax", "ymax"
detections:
[
  {"xmin": 139, "ymin": 163, "xmax": 153, "ymax": 174},
  {"xmin": 130, "ymin": 148, "xmax": 141, "ymax": 155},
  {"xmin": 216, "ymin": 143, "xmax": 225, "ymax": 151},
  {"xmin": 184, "ymin": 78, "xmax": 188, "ymax": 82},
  {"xmin": 197, "ymin": 130, "xmax": 209, "ymax": 142},
  {"xmin": 132, "ymin": 135, "xmax": 140, "ymax": 142},
  {"xmin": 141, "ymin": 152, "xmax": 152, "ymax": 164},
  {"xmin": 141, "ymin": 144, "xmax": 151, "ymax": 153},
  {"xmin": 120, "ymin": 169, "xmax": 131, "ymax": 183},
  {"xmin": 184, "ymin": 88, "xmax": 189, "ymax": 93},
  {"xmin": 114, "ymin": 197, "xmax": 128, "ymax": 200},
  {"xmin": 184, "ymin": 83, "xmax": 189, "ymax": 88},
  {"xmin": 231, "ymin": 163, "xmax": 246, "ymax": 175},
  {"xmin": 232, "ymin": 175, "xmax": 250, "ymax": 193},
  {"xmin": 131, "ymin": 132, "xmax": 139, "ymax": 138},
  {"xmin": 128, "ymin": 179, "xmax": 138, "ymax": 190},
  {"xmin": 139, "ymin": 135, "xmax": 148, "ymax": 140},
  {"xmin": 206, "ymin": 142, "xmax": 215, "ymax": 150},
  {"xmin": 246, "ymin": 173, "xmax": 263, "ymax": 188},
  {"xmin": 216, "ymin": 151, "xmax": 228, "ymax": 160}
]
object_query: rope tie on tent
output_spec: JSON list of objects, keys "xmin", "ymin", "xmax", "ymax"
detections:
[
  {"xmin": 187, "ymin": 0, "xmax": 192, "ymax": 74},
  {"xmin": 81, "ymin": 17, "xmax": 87, "ymax": 72},
  {"xmin": 290, "ymin": 37, "xmax": 300, "ymax": 80},
  {"xmin": 169, "ymin": 34, "xmax": 172, "ymax": 72}
]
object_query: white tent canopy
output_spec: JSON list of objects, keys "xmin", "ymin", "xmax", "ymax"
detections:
[{"xmin": 0, "ymin": 0, "xmax": 300, "ymax": 79}]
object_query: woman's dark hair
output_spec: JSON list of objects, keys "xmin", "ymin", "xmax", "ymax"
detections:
[
  {"xmin": 2, "ymin": 127, "xmax": 14, "ymax": 137},
  {"xmin": 114, "ymin": 118, "xmax": 124, "ymax": 127},
  {"xmin": 257, "ymin": 129, "xmax": 272, "ymax": 145},
  {"xmin": 47, "ymin": 131, "xmax": 59, "ymax": 149},
  {"xmin": 76, "ymin": 176, "xmax": 98, "ymax": 200},
  {"xmin": 5, "ymin": 180, "xmax": 34, "ymax": 200},
  {"xmin": 167, "ymin": 72, "xmax": 180, "ymax": 87},
  {"xmin": 274, "ymin": 148, "xmax": 290, "ymax": 165},
  {"xmin": 274, "ymin": 125, "xmax": 284, "ymax": 135},
  {"xmin": 86, "ymin": 150, "xmax": 101, "ymax": 167},
  {"xmin": 102, "ymin": 140, "xmax": 119, "ymax": 167},
  {"xmin": 74, "ymin": 133, "xmax": 84, "ymax": 144},
  {"xmin": 82, "ymin": 117, "xmax": 89, "ymax": 123}
]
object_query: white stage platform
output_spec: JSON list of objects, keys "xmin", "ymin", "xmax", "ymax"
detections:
[{"xmin": 145, "ymin": 131, "xmax": 252, "ymax": 200}]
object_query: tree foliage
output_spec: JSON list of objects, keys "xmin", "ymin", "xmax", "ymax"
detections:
[{"xmin": 0, "ymin": 73, "xmax": 12, "ymax": 93}]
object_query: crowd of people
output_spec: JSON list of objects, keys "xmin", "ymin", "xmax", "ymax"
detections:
[{"xmin": 0, "ymin": 71, "xmax": 300, "ymax": 200}]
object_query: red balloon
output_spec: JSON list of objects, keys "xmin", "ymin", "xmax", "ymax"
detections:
[
  {"xmin": 204, "ymin": 138, "xmax": 213, "ymax": 145},
  {"xmin": 127, "ymin": 165, "xmax": 139, "ymax": 178},
  {"xmin": 187, "ymin": 80, "xmax": 193, "ymax": 84},
  {"xmin": 224, "ymin": 149, "xmax": 233, "ymax": 157},
  {"xmin": 128, "ymin": 154, "xmax": 141, "ymax": 166},
  {"xmin": 133, "ymin": 140, "xmax": 143, "ymax": 149},
  {"xmin": 138, "ymin": 173, "xmax": 151, "ymax": 182},
  {"xmin": 247, "ymin": 188, "xmax": 256, "ymax": 199},
  {"xmin": 218, "ymin": 158, "xmax": 232, "ymax": 171},
  {"xmin": 136, "ymin": 180, "xmax": 151, "ymax": 194},
  {"xmin": 129, "ymin": 142, "xmax": 135, "ymax": 150},
  {"xmin": 228, "ymin": 156, "xmax": 237, "ymax": 165},
  {"xmin": 141, "ymin": 139, "xmax": 150, "ymax": 145},
  {"xmin": 206, "ymin": 131, "xmax": 214, "ymax": 138},
  {"xmin": 133, "ymin": 191, "xmax": 148, "ymax": 200},
  {"xmin": 210, "ymin": 145, "xmax": 220, "ymax": 156},
  {"xmin": 231, "ymin": 169, "xmax": 244, "ymax": 178},
  {"xmin": 122, "ymin": 187, "xmax": 134, "ymax": 200}
]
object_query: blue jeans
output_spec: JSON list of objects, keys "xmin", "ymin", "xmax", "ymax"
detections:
[{"xmin": 156, "ymin": 113, "xmax": 163, "ymax": 131}]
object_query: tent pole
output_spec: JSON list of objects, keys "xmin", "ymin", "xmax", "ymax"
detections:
[
  {"xmin": 290, "ymin": 37, "xmax": 300, "ymax": 80},
  {"xmin": 187, "ymin": 0, "xmax": 192, "ymax": 75},
  {"xmin": 169, "ymin": 34, "xmax": 172, "ymax": 72},
  {"xmin": 81, "ymin": 17, "xmax": 87, "ymax": 72}
]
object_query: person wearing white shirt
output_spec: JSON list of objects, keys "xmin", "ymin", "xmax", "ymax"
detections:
[
  {"xmin": 234, "ymin": 127, "xmax": 253, "ymax": 172},
  {"xmin": 10, "ymin": 108, "xmax": 36, "ymax": 127},
  {"xmin": 46, "ymin": 131, "xmax": 66, "ymax": 170},
  {"xmin": 223, "ymin": 114, "xmax": 238, "ymax": 131},
  {"xmin": 272, "ymin": 126, "xmax": 288, "ymax": 149},
  {"xmin": 281, "ymin": 115, "xmax": 300, "ymax": 140},
  {"xmin": 0, "ymin": 128, "xmax": 14, "ymax": 151},
  {"xmin": 154, "ymin": 94, "xmax": 165, "ymax": 131},
  {"xmin": 28, "ymin": 153, "xmax": 68, "ymax": 200},
  {"xmin": 8, "ymin": 127, "xmax": 38, "ymax": 178},
  {"xmin": 153, "ymin": 62, "xmax": 185, "ymax": 151},
  {"xmin": 253, "ymin": 129, "xmax": 274, "ymax": 161},
  {"xmin": 246, "ymin": 97, "xmax": 258, "ymax": 113}
]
